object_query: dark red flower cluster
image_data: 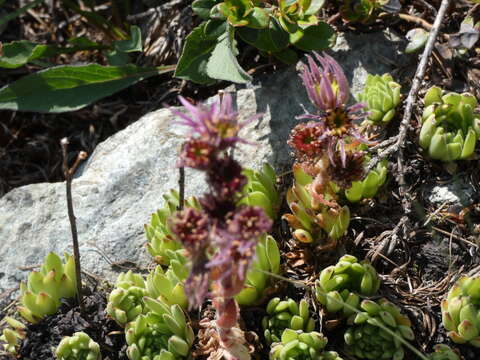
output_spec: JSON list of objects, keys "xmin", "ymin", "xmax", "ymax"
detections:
[{"xmin": 170, "ymin": 94, "xmax": 272, "ymax": 311}]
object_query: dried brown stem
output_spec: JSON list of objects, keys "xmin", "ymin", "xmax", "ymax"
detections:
[
  {"xmin": 61, "ymin": 138, "xmax": 87, "ymax": 315},
  {"xmin": 178, "ymin": 166, "xmax": 185, "ymax": 211}
]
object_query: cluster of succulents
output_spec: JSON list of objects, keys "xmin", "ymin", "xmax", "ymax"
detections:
[
  {"xmin": 315, "ymin": 255, "xmax": 380, "ymax": 316},
  {"xmin": 146, "ymin": 263, "xmax": 188, "ymax": 310},
  {"xmin": 126, "ymin": 300, "xmax": 194, "ymax": 360},
  {"xmin": 145, "ymin": 189, "xmax": 198, "ymax": 265},
  {"xmin": 107, "ymin": 271, "xmax": 148, "ymax": 327},
  {"xmin": 0, "ymin": 317, "xmax": 26, "ymax": 355},
  {"xmin": 263, "ymin": 297, "xmax": 316, "ymax": 344},
  {"xmin": 18, "ymin": 252, "xmax": 77, "ymax": 323},
  {"xmin": 358, "ymin": 74, "xmax": 402, "ymax": 125},
  {"xmin": 344, "ymin": 299, "xmax": 414, "ymax": 360},
  {"xmin": 55, "ymin": 332, "xmax": 102, "ymax": 360},
  {"xmin": 343, "ymin": 159, "xmax": 388, "ymax": 203},
  {"xmin": 284, "ymin": 164, "xmax": 352, "ymax": 243},
  {"xmin": 419, "ymin": 86, "xmax": 480, "ymax": 162},
  {"xmin": 270, "ymin": 329, "xmax": 343, "ymax": 360},
  {"xmin": 441, "ymin": 275, "xmax": 480, "ymax": 346},
  {"xmin": 236, "ymin": 234, "xmax": 281, "ymax": 306},
  {"xmin": 241, "ymin": 164, "xmax": 281, "ymax": 220}
]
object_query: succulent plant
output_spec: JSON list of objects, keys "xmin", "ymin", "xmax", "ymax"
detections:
[
  {"xmin": 126, "ymin": 298, "xmax": 194, "ymax": 360},
  {"xmin": 18, "ymin": 252, "xmax": 77, "ymax": 323},
  {"xmin": 270, "ymin": 328, "xmax": 343, "ymax": 360},
  {"xmin": 240, "ymin": 163, "xmax": 280, "ymax": 220},
  {"xmin": 145, "ymin": 190, "xmax": 198, "ymax": 265},
  {"xmin": 235, "ymin": 234, "xmax": 281, "ymax": 306},
  {"xmin": 358, "ymin": 74, "xmax": 401, "ymax": 125},
  {"xmin": 429, "ymin": 344, "xmax": 460, "ymax": 360},
  {"xmin": 55, "ymin": 332, "xmax": 102, "ymax": 360},
  {"xmin": 340, "ymin": 0, "xmax": 386, "ymax": 24},
  {"xmin": 315, "ymin": 255, "xmax": 380, "ymax": 316},
  {"xmin": 441, "ymin": 276, "xmax": 480, "ymax": 346},
  {"xmin": 344, "ymin": 159, "xmax": 387, "ymax": 203},
  {"xmin": 419, "ymin": 86, "xmax": 480, "ymax": 162},
  {"xmin": 283, "ymin": 165, "xmax": 350, "ymax": 243},
  {"xmin": 0, "ymin": 317, "xmax": 26, "ymax": 355},
  {"xmin": 344, "ymin": 298, "xmax": 414, "ymax": 360},
  {"xmin": 263, "ymin": 297, "xmax": 316, "ymax": 344},
  {"xmin": 107, "ymin": 271, "xmax": 148, "ymax": 327},
  {"xmin": 146, "ymin": 261, "xmax": 189, "ymax": 310}
]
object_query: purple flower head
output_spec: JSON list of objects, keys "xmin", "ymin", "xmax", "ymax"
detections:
[
  {"xmin": 171, "ymin": 94, "xmax": 248, "ymax": 151},
  {"xmin": 301, "ymin": 52, "xmax": 350, "ymax": 112},
  {"xmin": 170, "ymin": 207, "xmax": 212, "ymax": 308},
  {"xmin": 178, "ymin": 139, "xmax": 216, "ymax": 170},
  {"xmin": 227, "ymin": 205, "xmax": 273, "ymax": 241},
  {"xmin": 206, "ymin": 157, "xmax": 247, "ymax": 202}
]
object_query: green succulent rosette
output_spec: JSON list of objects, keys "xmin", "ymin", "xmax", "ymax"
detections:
[
  {"xmin": 263, "ymin": 297, "xmax": 316, "ymax": 344},
  {"xmin": 146, "ymin": 261, "xmax": 189, "ymax": 310},
  {"xmin": 145, "ymin": 190, "xmax": 198, "ymax": 265},
  {"xmin": 283, "ymin": 165, "xmax": 350, "ymax": 243},
  {"xmin": 270, "ymin": 329, "xmax": 343, "ymax": 360},
  {"xmin": 441, "ymin": 276, "xmax": 480, "ymax": 346},
  {"xmin": 240, "ymin": 163, "xmax": 281, "ymax": 220},
  {"xmin": 419, "ymin": 86, "xmax": 480, "ymax": 162},
  {"xmin": 55, "ymin": 332, "xmax": 101, "ymax": 360},
  {"xmin": 18, "ymin": 252, "xmax": 77, "ymax": 323},
  {"xmin": 358, "ymin": 74, "xmax": 401, "ymax": 125},
  {"xmin": 107, "ymin": 271, "xmax": 148, "ymax": 327},
  {"xmin": 235, "ymin": 234, "xmax": 281, "ymax": 306},
  {"xmin": 0, "ymin": 317, "xmax": 26, "ymax": 355},
  {"xmin": 429, "ymin": 344, "xmax": 460, "ymax": 360},
  {"xmin": 344, "ymin": 299, "xmax": 414, "ymax": 360},
  {"xmin": 343, "ymin": 159, "xmax": 387, "ymax": 203},
  {"xmin": 126, "ymin": 298, "xmax": 194, "ymax": 360},
  {"xmin": 315, "ymin": 255, "xmax": 380, "ymax": 316}
]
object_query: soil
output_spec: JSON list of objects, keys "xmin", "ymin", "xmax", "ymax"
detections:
[{"xmin": 2, "ymin": 0, "xmax": 480, "ymax": 360}]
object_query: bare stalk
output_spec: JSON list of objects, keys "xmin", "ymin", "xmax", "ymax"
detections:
[{"xmin": 61, "ymin": 138, "xmax": 87, "ymax": 314}]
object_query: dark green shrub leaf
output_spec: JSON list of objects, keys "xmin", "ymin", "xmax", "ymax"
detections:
[
  {"xmin": 290, "ymin": 22, "xmax": 335, "ymax": 51},
  {"xmin": 0, "ymin": 64, "xmax": 174, "ymax": 113},
  {"xmin": 238, "ymin": 18, "xmax": 289, "ymax": 52},
  {"xmin": 273, "ymin": 48, "xmax": 298, "ymax": 64},
  {"xmin": 206, "ymin": 25, "xmax": 251, "ymax": 83},
  {"xmin": 175, "ymin": 23, "xmax": 218, "ymax": 84},
  {"xmin": 204, "ymin": 19, "xmax": 227, "ymax": 39},
  {"xmin": 0, "ymin": 40, "xmax": 106, "ymax": 69},
  {"xmin": 114, "ymin": 26, "xmax": 142, "ymax": 53},
  {"xmin": 304, "ymin": 0, "xmax": 325, "ymax": 16},
  {"xmin": 245, "ymin": 7, "xmax": 270, "ymax": 29},
  {"xmin": 192, "ymin": 0, "xmax": 218, "ymax": 19}
]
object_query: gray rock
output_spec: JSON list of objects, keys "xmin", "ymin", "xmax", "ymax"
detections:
[
  {"xmin": 425, "ymin": 177, "xmax": 477, "ymax": 209},
  {"xmin": 0, "ymin": 30, "xmax": 405, "ymax": 300}
]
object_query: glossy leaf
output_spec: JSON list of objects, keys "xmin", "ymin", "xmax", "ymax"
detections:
[
  {"xmin": 290, "ymin": 22, "xmax": 336, "ymax": 51},
  {"xmin": 0, "ymin": 64, "xmax": 174, "ymax": 113}
]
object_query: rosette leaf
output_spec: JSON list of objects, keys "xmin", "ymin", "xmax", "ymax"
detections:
[
  {"xmin": 276, "ymin": 0, "xmax": 325, "ymax": 34},
  {"xmin": 441, "ymin": 276, "xmax": 480, "ymax": 346},
  {"xmin": 126, "ymin": 299, "xmax": 194, "ymax": 360},
  {"xmin": 358, "ymin": 73, "xmax": 401, "ymax": 125},
  {"xmin": 315, "ymin": 255, "xmax": 380, "ymax": 316},
  {"xmin": 0, "ymin": 317, "xmax": 26, "ymax": 355},
  {"xmin": 429, "ymin": 344, "xmax": 460, "ymax": 360},
  {"xmin": 344, "ymin": 159, "xmax": 387, "ymax": 203},
  {"xmin": 107, "ymin": 271, "xmax": 148, "ymax": 327},
  {"xmin": 55, "ymin": 332, "xmax": 102, "ymax": 360},
  {"xmin": 344, "ymin": 298, "xmax": 414, "ymax": 360},
  {"xmin": 18, "ymin": 252, "xmax": 77, "ymax": 323},
  {"xmin": 283, "ymin": 165, "xmax": 350, "ymax": 243},
  {"xmin": 145, "ymin": 190, "xmax": 198, "ymax": 265},
  {"xmin": 240, "ymin": 163, "xmax": 281, "ymax": 220},
  {"xmin": 262, "ymin": 297, "xmax": 316, "ymax": 344},
  {"xmin": 419, "ymin": 86, "xmax": 480, "ymax": 162},
  {"xmin": 235, "ymin": 234, "xmax": 281, "ymax": 305},
  {"xmin": 270, "ymin": 329, "xmax": 342, "ymax": 360},
  {"xmin": 146, "ymin": 262, "xmax": 189, "ymax": 310}
]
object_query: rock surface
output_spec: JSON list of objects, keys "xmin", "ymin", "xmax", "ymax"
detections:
[{"xmin": 0, "ymin": 31, "xmax": 406, "ymax": 300}]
